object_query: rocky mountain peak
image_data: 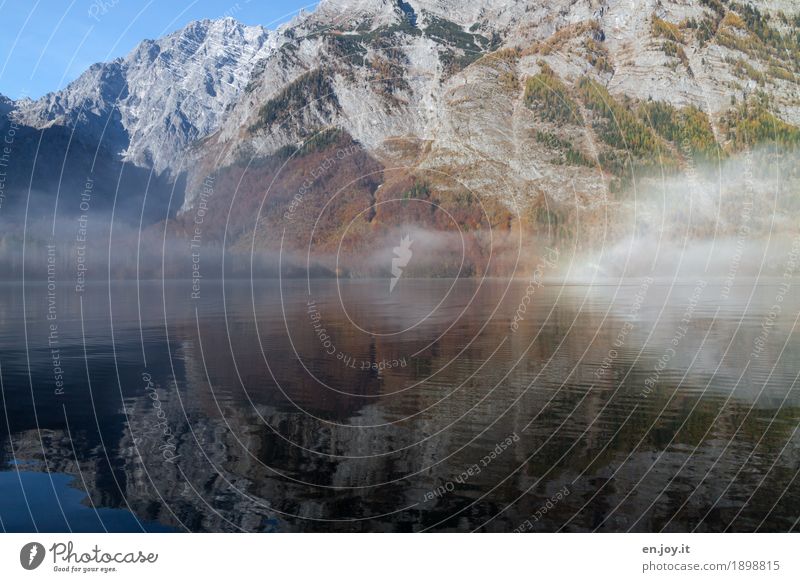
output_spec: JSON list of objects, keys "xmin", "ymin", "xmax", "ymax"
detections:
[{"xmin": 10, "ymin": 16, "xmax": 277, "ymax": 175}]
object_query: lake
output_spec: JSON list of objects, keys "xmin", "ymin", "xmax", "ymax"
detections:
[{"xmin": 0, "ymin": 278, "xmax": 798, "ymax": 532}]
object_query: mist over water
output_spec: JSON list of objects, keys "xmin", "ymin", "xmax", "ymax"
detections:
[{"xmin": 567, "ymin": 148, "xmax": 800, "ymax": 281}]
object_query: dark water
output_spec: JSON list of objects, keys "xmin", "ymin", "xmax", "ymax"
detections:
[{"xmin": 0, "ymin": 278, "xmax": 799, "ymax": 532}]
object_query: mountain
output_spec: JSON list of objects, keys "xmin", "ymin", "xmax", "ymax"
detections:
[
  {"xmin": 177, "ymin": 0, "xmax": 800, "ymax": 276},
  {"xmin": 2, "ymin": 0, "xmax": 800, "ymax": 278},
  {"xmin": 11, "ymin": 17, "xmax": 276, "ymax": 176},
  {"xmin": 0, "ymin": 15, "xmax": 280, "ymax": 264}
]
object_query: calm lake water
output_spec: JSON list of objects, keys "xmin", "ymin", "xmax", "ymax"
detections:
[{"xmin": 0, "ymin": 278, "xmax": 798, "ymax": 532}]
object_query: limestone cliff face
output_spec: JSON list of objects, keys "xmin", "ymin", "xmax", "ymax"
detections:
[{"xmin": 186, "ymin": 0, "xmax": 799, "ymax": 210}]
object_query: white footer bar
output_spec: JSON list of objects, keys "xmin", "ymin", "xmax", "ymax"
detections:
[{"xmin": 0, "ymin": 533, "xmax": 796, "ymax": 581}]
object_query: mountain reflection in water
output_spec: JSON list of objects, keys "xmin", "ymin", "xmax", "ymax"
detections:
[{"xmin": 0, "ymin": 279, "xmax": 798, "ymax": 532}]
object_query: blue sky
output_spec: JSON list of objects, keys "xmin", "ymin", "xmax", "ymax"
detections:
[{"xmin": 0, "ymin": 0, "xmax": 317, "ymax": 99}]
